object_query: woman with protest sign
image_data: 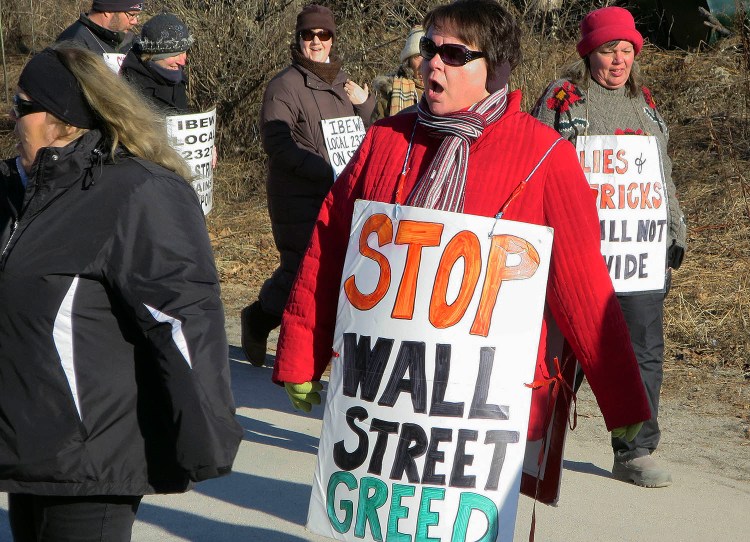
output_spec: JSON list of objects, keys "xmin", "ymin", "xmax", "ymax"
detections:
[
  {"xmin": 241, "ymin": 4, "xmax": 375, "ymax": 367},
  {"xmin": 0, "ymin": 45, "xmax": 242, "ymax": 540},
  {"xmin": 273, "ymin": 0, "xmax": 650, "ymax": 509},
  {"xmin": 121, "ymin": 11, "xmax": 193, "ymax": 114},
  {"xmin": 533, "ymin": 6, "xmax": 687, "ymax": 488}
]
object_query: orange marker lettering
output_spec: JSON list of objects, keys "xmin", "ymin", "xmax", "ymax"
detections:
[{"xmin": 429, "ymin": 230, "xmax": 482, "ymax": 329}]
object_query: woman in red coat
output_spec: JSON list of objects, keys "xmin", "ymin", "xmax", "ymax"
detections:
[{"xmin": 274, "ymin": 0, "xmax": 649, "ymax": 451}]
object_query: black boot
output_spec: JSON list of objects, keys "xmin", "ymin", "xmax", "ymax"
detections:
[{"xmin": 240, "ymin": 301, "xmax": 281, "ymax": 367}]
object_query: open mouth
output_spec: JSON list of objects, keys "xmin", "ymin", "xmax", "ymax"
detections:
[{"xmin": 428, "ymin": 80, "xmax": 444, "ymax": 94}]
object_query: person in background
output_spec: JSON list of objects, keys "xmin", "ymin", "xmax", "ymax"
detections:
[
  {"xmin": 56, "ymin": 1, "xmax": 143, "ymax": 57},
  {"xmin": 533, "ymin": 6, "xmax": 686, "ymax": 488},
  {"xmin": 371, "ymin": 26, "xmax": 425, "ymax": 122},
  {"xmin": 272, "ymin": 0, "xmax": 650, "ymax": 458},
  {"xmin": 121, "ymin": 12, "xmax": 193, "ymax": 114},
  {"xmin": 0, "ymin": 45, "xmax": 242, "ymax": 541},
  {"xmin": 240, "ymin": 4, "xmax": 375, "ymax": 366}
]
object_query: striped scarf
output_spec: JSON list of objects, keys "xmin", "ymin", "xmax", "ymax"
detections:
[{"xmin": 407, "ymin": 86, "xmax": 509, "ymax": 212}]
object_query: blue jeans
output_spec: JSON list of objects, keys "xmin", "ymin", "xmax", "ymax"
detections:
[{"xmin": 8, "ymin": 494, "xmax": 142, "ymax": 542}]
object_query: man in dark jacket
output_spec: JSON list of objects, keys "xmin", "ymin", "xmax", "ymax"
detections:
[{"xmin": 56, "ymin": 1, "xmax": 143, "ymax": 62}]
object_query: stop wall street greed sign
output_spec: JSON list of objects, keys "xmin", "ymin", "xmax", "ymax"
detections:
[{"xmin": 307, "ymin": 201, "xmax": 554, "ymax": 542}]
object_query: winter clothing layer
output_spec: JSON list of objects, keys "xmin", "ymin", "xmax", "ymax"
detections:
[
  {"xmin": 532, "ymin": 78, "xmax": 687, "ymax": 260},
  {"xmin": 121, "ymin": 51, "xmax": 188, "ymax": 113},
  {"xmin": 534, "ymin": 76, "xmax": 685, "ymax": 459},
  {"xmin": 296, "ymin": 4, "xmax": 336, "ymax": 36},
  {"xmin": 577, "ymin": 6, "xmax": 643, "ymax": 57},
  {"xmin": 135, "ymin": 12, "xmax": 193, "ymax": 59},
  {"xmin": 271, "ymin": 91, "xmax": 652, "ymax": 439},
  {"xmin": 19, "ymin": 48, "xmax": 98, "ymax": 128},
  {"xmin": 257, "ymin": 53, "xmax": 375, "ymax": 317},
  {"xmin": 92, "ymin": 1, "xmax": 143, "ymax": 11},
  {"xmin": 56, "ymin": 14, "xmax": 134, "ymax": 54},
  {"xmin": 371, "ymin": 68, "xmax": 423, "ymax": 122},
  {"xmin": 400, "ymin": 26, "xmax": 424, "ymax": 62},
  {"xmin": 0, "ymin": 130, "xmax": 242, "ymax": 496}
]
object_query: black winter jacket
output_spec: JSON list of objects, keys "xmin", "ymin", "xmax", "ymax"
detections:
[
  {"xmin": 56, "ymin": 14, "xmax": 134, "ymax": 54},
  {"xmin": 0, "ymin": 131, "xmax": 242, "ymax": 496},
  {"xmin": 121, "ymin": 51, "xmax": 189, "ymax": 114}
]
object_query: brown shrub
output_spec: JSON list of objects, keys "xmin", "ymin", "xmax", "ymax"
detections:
[{"xmin": 1, "ymin": 1, "xmax": 748, "ymax": 391}]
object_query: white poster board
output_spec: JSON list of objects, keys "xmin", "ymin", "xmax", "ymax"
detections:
[
  {"xmin": 321, "ymin": 116, "xmax": 366, "ymax": 179},
  {"xmin": 166, "ymin": 109, "xmax": 216, "ymax": 215},
  {"xmin": 307, "ymin": 200, "xmax": 554, "ymax": 542},
  {"xmin": 102, "ymin": 53, "xmax": 126, "ymax": 74},
  {"xmin": 576, "ymin": 135, "xmax": 668, "ymax": 294}
]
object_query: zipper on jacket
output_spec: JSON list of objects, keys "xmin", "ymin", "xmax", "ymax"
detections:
[{"xmin": 1, "ymin": 219, "xmax": 18, "ymax": 261}]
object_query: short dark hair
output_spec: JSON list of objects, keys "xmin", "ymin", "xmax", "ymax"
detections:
[{"xmin": 422, "ymin": 0, "xmax": 522, "ymax": 78}]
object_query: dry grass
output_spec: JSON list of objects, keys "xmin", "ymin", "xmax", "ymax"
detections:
[{"xmin": 1, "ymin": 1, "xmax": 748, "ymax": 418}]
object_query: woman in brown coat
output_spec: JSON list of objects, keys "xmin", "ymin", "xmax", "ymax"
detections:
[{"xmin": 241, "ymin": 4, "xmax": 375, "ymax": 365}]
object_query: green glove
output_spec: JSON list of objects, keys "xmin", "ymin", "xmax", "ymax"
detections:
[
  {"xmin": 611, "ymin": 422, "xmax": 643, "ymax": 442},
  {"xmin": 284, "ymin": 381, "xmax": 323, "ymax": 412}
]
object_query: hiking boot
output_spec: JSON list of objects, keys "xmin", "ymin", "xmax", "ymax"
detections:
[
  {"xmin": 612, "ymin": 455, "xmax": 672, "ymax": 488},
  {"xmin": 240, "ymin": 305, "xmax": 269, "ymax": 367}
]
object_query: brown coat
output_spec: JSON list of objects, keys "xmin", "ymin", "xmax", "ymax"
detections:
[{"xmin": 258, "ymin": 60, "xmax": 375, "ymax": 316}]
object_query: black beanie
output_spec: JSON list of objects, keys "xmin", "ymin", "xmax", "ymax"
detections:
[
  {"xmin": 134, "ymin": 12, "xmax": 194, "ymax": 59},
  {"xmin": 18, "ymin": 48, "xmax": 98, "ymax": 128},
  {"xmin": 92, "ymin": 1, "xmax": 143, "ymax": 12}
]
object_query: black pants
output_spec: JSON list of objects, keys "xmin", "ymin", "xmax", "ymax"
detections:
[
  {"xmin": 8, "ymin": 494, "xmax": 142, "ymax": 542},
  {"xmin": 611, "ymin": 292, "xmax": 665, "ymax": 460}
]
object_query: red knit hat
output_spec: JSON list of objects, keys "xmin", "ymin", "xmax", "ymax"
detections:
[{"xmin": 576, "ymin": 6, "xmax": 643, "ymax": 58}]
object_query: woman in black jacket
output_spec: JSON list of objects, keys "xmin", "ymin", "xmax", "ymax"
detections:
[
  {"xmin": 1, "ymin": 44, "xmax": 241, "ymax": 541},
  {"xmin": 121, "ymin": 12, "xmax": 192, "ymax": 113}
]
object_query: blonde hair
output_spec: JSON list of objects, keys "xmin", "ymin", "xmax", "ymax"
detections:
[{"xmin": 53, "ymin": 43, "xmax": 192, "ymax": 180}]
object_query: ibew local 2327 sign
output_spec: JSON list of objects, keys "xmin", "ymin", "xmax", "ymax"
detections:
[{"xmin": 307, "ymin": 200, "xmax": 553, "ymax": 542}]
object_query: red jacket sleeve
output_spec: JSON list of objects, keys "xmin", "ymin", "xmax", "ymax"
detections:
[
  {"xmin": 272, "ymin": 128, "xmax": 376, "ymax": 384},
  {"xmin": 541, "ymin": 141, "xmax": 651, "ymax": 430}
]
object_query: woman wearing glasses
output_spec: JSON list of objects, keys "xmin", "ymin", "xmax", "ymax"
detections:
[
  {"xmin": 240, "ymin": 4, "xmax": 374, "ymax": 366},
  {"xmin": 0, "ymin": 45, "xmax": 242, "ymax": 541},
  {"xmin": 273, "ymin": 0, "xmax": 650, "ymax": 448}
]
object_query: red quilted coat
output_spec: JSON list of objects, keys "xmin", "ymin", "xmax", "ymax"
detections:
[{"xmin": 272, "ymin": 91, "xmax": 650, "ymax": 438}]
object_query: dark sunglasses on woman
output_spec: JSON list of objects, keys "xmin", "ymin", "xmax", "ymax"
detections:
[
  {"xmin": 12, "ymin": 95, "xmax": 46, "ymax": 118},
  {"xmin": 419, "ymin": 36, "xmax": 486, "ymax": 67},
  {"xmin": 300, "ymin": 29, "xmax": 333, "ymax": 42}
]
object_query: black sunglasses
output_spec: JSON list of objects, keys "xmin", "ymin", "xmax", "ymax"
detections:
[
  {"xmin": 419, "ymin": 36, "xmax": 486, "ymax": 67},
  {"xmin": 300, "ymin": 29, "xmax": 333, "ymax": 42},
  {"xmin": 12, "ymin": 95, "xmax": 46, "ymax": 118}
]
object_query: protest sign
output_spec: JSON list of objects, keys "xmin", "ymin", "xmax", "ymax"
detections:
[
  {"xmin": 577, "ymin": 135, "xmax": 668, "ymax": 293},
  {"xmin": 102, "ymin": 53, "xmax": 125, "ymax": 74},
  {"xmin": 321, "ymin": 116, "xmax": 366, "ymax": 179},
  {"xmin": 307, "ymin": 200, "xmax": 553, "ymax": 542},
  {"xmin": 166, "ymin": 109, "xmax": 216, "ymax": 214}
]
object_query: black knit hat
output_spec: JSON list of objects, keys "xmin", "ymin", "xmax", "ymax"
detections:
[
  {"xmin": 18, "ymin": 48, "xmax": 98, "ymax": 128},
  {"xmin": 134, "ymin": 12, "xmax": 193, "ymax": 59},
  {"xmin": 92, "ymin": 1, "xmax": 143, "ymax": 12}
]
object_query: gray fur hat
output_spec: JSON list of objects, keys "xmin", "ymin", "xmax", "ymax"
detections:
[{"xmin": 134, "ymin": 12, "xmax": 194, "ymax": 59}]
